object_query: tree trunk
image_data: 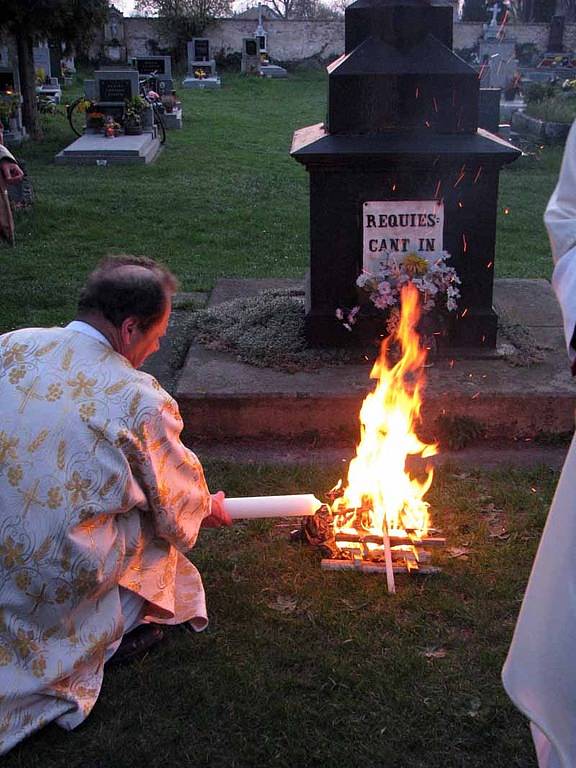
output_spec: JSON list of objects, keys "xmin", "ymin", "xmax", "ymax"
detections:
[{"xmin": 16, "ymin": 32, "xmax": 43, "ymax": 141}]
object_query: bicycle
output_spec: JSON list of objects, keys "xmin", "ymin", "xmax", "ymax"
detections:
[{"xmin": 138, "ymin": 71, "xmax": 166, "ymax": 145}]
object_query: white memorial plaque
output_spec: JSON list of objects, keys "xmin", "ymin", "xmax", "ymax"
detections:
[{"xmin": 363, "ymin": 200, "xmax": 444, "ymax": 273}]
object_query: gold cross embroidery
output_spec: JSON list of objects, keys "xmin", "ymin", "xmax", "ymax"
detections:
[
  {"xmin": 27, "ymin": 583, "xmax": 53, "ymax": 614},
  {"xmin": 16, "ymin": 377, "xmax": 44, "ymax": 414},
  {"xmin": 88, "ymin": 420, "xmax": 111, "ymax": 454},
  {"xmin": 21, "ymin": 480, "xmax": 45, "ymax": 517}
]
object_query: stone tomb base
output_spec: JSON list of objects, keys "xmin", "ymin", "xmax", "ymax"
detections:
[
  {"xmin": 261, "ymin": 65, "xmax": 288, "ymax": 79},
  {"xmin": 55, "ymin": 131, "xmax": 162, "ymax": 165},
  {"xmin": 163, "ymin": 107, "xmax": 182, "ymax": 130},
  {"xmin": 182, "ymin": 76, "xmax": 221, "ymax": 89},
  {"xmin": 174, "ymin": 278, "xmax": 576, "ymax": 444}
]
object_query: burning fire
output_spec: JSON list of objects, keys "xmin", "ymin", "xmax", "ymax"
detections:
[{"xmin": 331, "ymin": 284, "xmax": 438, "ymax": 545}]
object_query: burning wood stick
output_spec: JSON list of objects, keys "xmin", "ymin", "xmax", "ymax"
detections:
[
  {"xmin": 382, "ymin": 516, "xmax": 396, "ymax": 594},
  {"xmin": 224, "ymin": 494, "xmax": 322, "ymax": 520},
  {"xmin": 335, "ymin": 532, "xmax": 446, "ymax": 548}
]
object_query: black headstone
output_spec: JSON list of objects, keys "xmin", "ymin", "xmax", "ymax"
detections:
[
  {"xmin": 99, "ymin": 78, "xmax": 133, "ymax": 102},
  {"xmin": 135, "ymin": 57, "xmax": 166, "ymax": 75},
  {"xmin": 291, "ymin": 0, "xmax": 521, "ymax": 350},
  {"xmin": 257, "ymin": 35, "xmax": 267, "ymax": 51},
  {"xmin": 548, "ymin": 15, "xmax": 565, "ymax": 52},
  {"xmin": 478, "ymin": 88, "xmax": 501, "ymax": 134},
  {"xmin": 194, "ymin": 40, "xmax": 210, "ymax": 61},
  {"xmin": 245, "ymin": 39, "xmax": 258, "ymax": 56}
]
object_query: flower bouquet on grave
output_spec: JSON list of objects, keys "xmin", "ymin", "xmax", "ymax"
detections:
[
  {"xmin": 194, "ymin": 68, "xmax": 207, "ymax": 80},
  {"xmin": 122, "ymin": 95, "xmax": 146, "ymax": 135},
  {"xmin": 337, "ymin": 250, "xmax": 461, "ymax": 353}
]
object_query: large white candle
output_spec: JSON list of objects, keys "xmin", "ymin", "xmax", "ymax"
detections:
[{"xmin": 224, "ymin": 494, "xmax": 323, "ymax": 520}]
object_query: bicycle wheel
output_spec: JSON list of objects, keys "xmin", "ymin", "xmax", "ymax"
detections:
[
  {"xmin": 153, "ymin": 104, "xmax": 166, "ymax": 145},
  {"xmin": 66, "ymin": 96, "xmax": 88, "ymax": 137}
]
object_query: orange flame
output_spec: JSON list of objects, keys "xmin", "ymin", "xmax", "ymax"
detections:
[{"xmin": 332, "ymin": 284, "xmax": 437, "ymax": 541}]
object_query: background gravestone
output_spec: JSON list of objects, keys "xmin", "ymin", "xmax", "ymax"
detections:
[
  {"xmin": 292, "ymin": 0, "xmax": 521, "ymax": 350},
  {"xmin": 0, "ymin": 44, "xmax": 25, "ymax": 145},
  {"xmin": 182, "ymin": 39, "xmax": 221, "ymax": 89},
  {"xmin": 241, "ymin": 38, "xmax": 261, "ymax": 75},
  {"xmin": 129, "ymin": 55, "xmax": 173, "ymax": 94}
]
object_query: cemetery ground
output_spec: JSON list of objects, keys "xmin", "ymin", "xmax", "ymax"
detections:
[
  {"xmin": 0, "ymin": 72, "xmax": 569, "ymax": 766},
  {"xmin": 3, "ymin": 461, "xmax": 555, "ymax": 768}
]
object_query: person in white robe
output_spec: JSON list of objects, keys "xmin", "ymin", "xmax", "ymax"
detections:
[
  {"xmin": 502, "ymin": 120, "xmax": 576, "ymax": 768},
  {"xmin": 0, "ymin": 255, "xmax": 231, "ymax": 754}
]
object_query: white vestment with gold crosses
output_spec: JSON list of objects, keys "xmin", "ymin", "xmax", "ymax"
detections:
[
  {"xmin": 0, "ymin": 325, "xmax": 211, "ymax": 754},
  {"xmin": 503, "ymin": 119, "xmax": 576, "ymax": 768}
]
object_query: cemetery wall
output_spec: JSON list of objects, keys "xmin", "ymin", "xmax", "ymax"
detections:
[{"xmin": 91, "ymin": 17, "xmax": 576, "ymax": 63}]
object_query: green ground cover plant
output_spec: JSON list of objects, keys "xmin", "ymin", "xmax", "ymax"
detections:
[
  {"xmin": 3, "ymin": 461, "xmax": 552, "ymax": 768},
  {"xmin": 0, "ymin": 71, "xmax": 564, "ymax": 333}
]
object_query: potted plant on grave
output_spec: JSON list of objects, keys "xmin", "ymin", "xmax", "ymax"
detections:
[
  {"xmin": 123, "ymin": 94, "xmax": 146, "ymax": 135},
  {"xmin": 337, "ymin": 250, "xmax": 461, "ymax": 352},
  {"xmin": 83, "ymin": 100, "xmax": 105, "ymax": 132}
]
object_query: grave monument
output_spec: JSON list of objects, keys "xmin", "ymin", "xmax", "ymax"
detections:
[
  {"xmin": 254, "ymin": 6, "xmax": 288, "ymax": 79},
  {"xmin": 183, "ymin": 39, "xmax": 221, "ymax": 89},
  {"xmin": 291, "ymin": 0, "xmax": 521, "ymax": 350},
  {"xmin": 478, "ymin": 2, "xmax": 518, "ymax": 96},
  {"xmin": 33, "ymin": 42, "xmax": 62, "ymax": 104},
  {"xmin": 55, "ymin": 69, "xmax": 161, "ymax": 165},
  {"xmin": 0, "ymin": 44, "xmax": 25, "ymax": 145},
  {"xmin": 129, "ymin": 55, "xmax": 174, "ymax": 94},
  {"xmin": 129, "ymin": 55, "xmax": 182, "ymax": 129},
  {"xmin": 241, "ymin": 38, "xmax": 261, "ymax": 75}
]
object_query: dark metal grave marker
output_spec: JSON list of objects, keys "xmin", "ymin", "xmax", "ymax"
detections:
[
  {"xmin": 291, "ymin": 0, "xmax": 521, "ymax": 350},
  {"xmin": 245, "ymin": 39, "xmax": 258, "ymax": 56}
]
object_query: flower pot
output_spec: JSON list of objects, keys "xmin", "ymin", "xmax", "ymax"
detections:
[{"xmin": 124, "ymin": 122, "xmax": 143, "ymax": 136}]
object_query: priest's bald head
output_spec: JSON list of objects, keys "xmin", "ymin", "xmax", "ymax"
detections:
[{"xmin": 76, "ymin": 255, "xmax": 179, "ymax": 368}]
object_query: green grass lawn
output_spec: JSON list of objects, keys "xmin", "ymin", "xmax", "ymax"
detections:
[
  {"xmin": 0, "ymin": 76, "xmax": 564, "ymax": 766},
  {"xmin": 1, "ymin": 71, "xmax": 565, "ymax": 334},
  {"xmin": 4, "ymin": 462, "xmax": 552, "ymax": 768}
]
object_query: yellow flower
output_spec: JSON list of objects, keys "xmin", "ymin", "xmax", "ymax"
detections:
[
  {"xmin": 0, "ymin": 536, "xmax": 25, "ymax": 568},
  {"xmin": 67, "ymin": 371, "xmax": 97, "ymax": 400},
  {"xmin": 3, "ymin": 342, "xmax": 28, "ymax": 367},
  {"xmin": 8, "ymin": 365, "xmax": 26, "ymax": 384},
  {"xmin": 79, "ymin": 402, "xmax": 96, "ymax": 422},
  {"xmin": 65, "ymin": 471, "xmax": 91, "ymax": 504},
  {"xmin": 47, "ymin": 487, "xmax": 62, "ymax": 509},
  {"xmin": 14, "ymin": 628, "xmax": 39, "ymax": 660},
  {"xmin": 14, "ymin": 572, "xmax": 31, "ymax": 591},
  {"xmin": 72, "ymin": 566, "xmax": 99, "ymax": 598},
  {"xmin": 403, "ymin": 252, "xmax": 429, "ymax": 276},
  {"xmin": 46, "ymin": 383, "xmax": 63, "ymax": 401}
]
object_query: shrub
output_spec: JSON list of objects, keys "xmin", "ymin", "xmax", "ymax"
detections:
[
  {"xmin": 523, "ymin": 80, "xmax": 558, "ymax": 104},
  {"xmin": 525, "ymin": 95, "xmax": 576, "ymax": 123}
]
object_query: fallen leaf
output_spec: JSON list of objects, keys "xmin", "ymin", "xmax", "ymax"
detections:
[
  {"xmin": 267, "ymin": 595, "xmax": 298, "ymax": 613},
  {"xmin": 447, "ymin": 547, "xmax": 471, "ymax": 559},
  {"xmin": 421, "ymin": 647, "xmax": 448, "ymax": 659}
]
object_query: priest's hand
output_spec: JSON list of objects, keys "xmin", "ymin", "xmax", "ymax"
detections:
[
  {"xmin": 202, "ymin": 491, "xmax": 232, "ymax": 528},
  {"xmin": 0, "ymin": 160, "xmax": 24, "ymax": 185}
]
